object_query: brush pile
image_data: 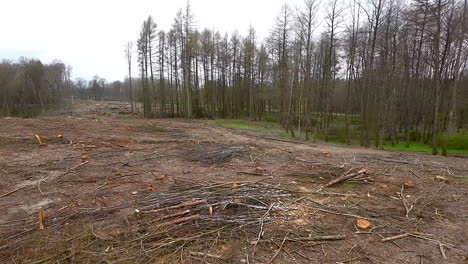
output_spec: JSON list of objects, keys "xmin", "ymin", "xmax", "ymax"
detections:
[
  {"xmin": 2, "ymin": 180, "xmax": 296, "ymax": 263},
  {"xmin": 191, "ymin": 145, "xmax": 244, "ymax": 164}
]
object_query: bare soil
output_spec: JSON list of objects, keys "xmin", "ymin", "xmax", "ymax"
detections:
[{"xmin": 0, "ymin": 101, "xmax": 467, "ymax": 264}]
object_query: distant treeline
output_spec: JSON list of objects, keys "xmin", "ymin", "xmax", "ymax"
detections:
[
  {"xmin": 126, "ymin": 0, "xmax": 468, "ymax": 156},
  {"xmin": 0, "ymin": 58, "xmax": 128, "ymax": 116},
  {"xmin": 0, "ymin": 58, "xmax": 74, "ymax": 117}
]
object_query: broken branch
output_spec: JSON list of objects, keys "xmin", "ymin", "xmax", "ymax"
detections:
[{"xmin": 325, "ymin": 169, "xmax": 367, "ymax": 187}]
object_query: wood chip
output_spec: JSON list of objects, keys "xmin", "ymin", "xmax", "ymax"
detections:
[
  {"xmin": 434, "ymin": 175, "xmax": 450, "ymax": 183},
  {"xmin": 404, "ymin": 181, "xmax": 416, "ymax": 188},
  {"xmin": 38, "ymin": 209, "xmax": 46, "ymax": 230}
]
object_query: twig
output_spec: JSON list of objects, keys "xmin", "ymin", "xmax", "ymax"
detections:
[
  {"xmin": 189, "ymin": 251, "xmax": 224, "ymax": 260},
  {"xmin": 311, "ymin": 207, "xmax": 374, "ymax": 221},
  {"xmin": 408, "ymin": 233, "xmax": 455, "ymax": 248},
  {"xmin": 253, "ymin": 204, "xmax": 274, "ymax": 253},
  {"xmin": 143, "ymin": 200, "xmax": 207, "ymax": 214},
  {"xmin": 0, "ymin": 186, "xmax": 25, "ymax": 198},
  {"xmin": 237, "ymin": 171, "xmax": 270, "ymax": 176},
  {"xmin": 158, "ymin": 215, "xmax": 200, "ymax": 227},
  {"xmin": 266, "ymin": 233, "xmax": 288, "ymax": 264},
  {"xmin": 286, "ymin": 235, "xmax": 345, "ymax": 242},
  {"xmin": 381, "ymin": 233, "xmax": 410, "ymax": 242},
  {"xmin": 381, "ymin": 232, "xmax": 455, "ymax": 248},
  {"xmin": 149, "ymin": 210, "xmax": 191, "ymax": 223},
  {"xmin": 439, "ymin": 242, "xmax": 447, "ymax": 259},
  {"xmin": 399, "ymin": 184, "xmax": 413, "ymax": 218}
]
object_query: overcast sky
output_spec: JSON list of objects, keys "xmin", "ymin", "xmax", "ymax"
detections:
[{"xmin": 0, "ymin": 0, "xmax": 310, "ymax": 82}]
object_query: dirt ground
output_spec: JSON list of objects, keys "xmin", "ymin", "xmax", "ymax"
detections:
[{"xmin": 0, "ymin": 101, "xmax": 467, "ymax": 264}]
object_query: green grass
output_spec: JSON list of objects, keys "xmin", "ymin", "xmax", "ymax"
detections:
[
  {"xmin": 211, "ymin": 119, "xmax": 468, "ymax": 155},
  {"xmin": 383, "ymin": 143, "xmax": 468, "ymax": 155}
]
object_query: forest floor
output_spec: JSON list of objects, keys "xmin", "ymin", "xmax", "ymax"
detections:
[{"xmin": 0, "ymin": 101, "xmax": 467, "ymax": 264}]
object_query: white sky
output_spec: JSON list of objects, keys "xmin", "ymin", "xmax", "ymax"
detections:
[{"xmin": 0, "ymin": 0, "xmax": 311, "ymax": 82}]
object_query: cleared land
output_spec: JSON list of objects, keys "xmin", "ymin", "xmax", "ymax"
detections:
[{"xmin": 0, "ymin": 101, "xmax": 467, "ymax": 263}]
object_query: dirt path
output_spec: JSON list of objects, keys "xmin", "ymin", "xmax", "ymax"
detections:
[{"xmin": 1, "ymin": 101, "xmax": 467, "ymax": 263}]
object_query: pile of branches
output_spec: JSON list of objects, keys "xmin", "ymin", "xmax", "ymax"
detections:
[
  {"xmin": 2, "ymin": 181, "xmax": 295, "ymax": 263},
  {"xmin": 137, "ymin": 180, "xmax": 291, "ymax": 225},
  {"xmin": 191, "ymin": 145, "xmax": 244, "ymax": 164}
]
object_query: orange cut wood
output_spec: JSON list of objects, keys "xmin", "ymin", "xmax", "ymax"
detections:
[
  {"xmin": 434, "ymin": 175, "xmax": 450, "ymax": 183},
  {"xmin": 356, "ymin": 219, "xmax": 372, "ymax": 230},
  {"xmin": 404, "ymin": 181, "xmax": 416, "ymax": 188},
  {"xmin": 38, "ymin": 209, "xmax": 46, "ymax": 230}
]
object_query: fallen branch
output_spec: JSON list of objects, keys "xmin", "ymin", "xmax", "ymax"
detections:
[
  {"xmin": 381, "ymin": 232, "xmax": 455, "ymax": 248},
  {"xmin": 312, "ymin": 207, "xmax": 374, "ymax": 221},
  {"xmin": 325, "ymin": 169, "xmax": 367, "ymax": 187},
  {"xmin": 143, "ymin": 200, "xmax": 207, "ymax": 214},
  {"xmin": 399, "ymin": 185, "xmax": 413, "ymax": 218},
  {"xmin": 287, "ymin": 235, "xmax": 345, "ymax": 242},
  {"xmin": 0, "ymin": 186, "xmax": 25, "ymax": 198},
  {"xmin": 439, "ymin": 242, "xmax": 447, "ymax": 259},
  {"xmin": 266, "ymin": 233, "xmax": 288, "ymax": 264},
  {"xmin": 149, "ymin": 210, "xmax": 191, "ymax": 223},
  {"xmin": 189, "ymin": 251, "xmax": 224, "ymax": 260},
  {"xmin": 237, "ymin": 171, "xmax": 270, "ymax": 176},
  {"xmin": 380, "ymin": 233, "xmax": 410, "ymax": 242},
  {"xmin": 158, "ymin": 215, "xmax": 200, "ymax": 227}
]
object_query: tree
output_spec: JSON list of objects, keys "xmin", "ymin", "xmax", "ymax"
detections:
[{"xmin": 124, "ymin": 41, "xmax": 134, "ymax": 112}]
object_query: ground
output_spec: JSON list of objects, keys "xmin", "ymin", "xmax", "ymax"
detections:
[{"xmin": 0, "ymin": 101, "xmax": 467, "ymax": 264}]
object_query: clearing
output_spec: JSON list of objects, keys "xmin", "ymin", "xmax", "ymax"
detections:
[{"xmin": 0, "ymin": 101, "xmax": 467, "ymax": 263}]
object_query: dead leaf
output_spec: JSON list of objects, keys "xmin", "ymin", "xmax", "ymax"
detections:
[
  {"xmin": 38, "ymin": 209, "xmax": 46, "ymax": 230},
  {"xmin": 4, "ymin": 117, "xmax": 14, "ymax": 120},
  {"xmin": 81, "ymin": 155, "xmax": 89, "ymax": 161},
  {"xmin": 148, "ymin": 184, "xmax": 156, "ymax": 192},
  {"xmin": 115, "ymin": 172, "xmax": 123, "ymax": 177},
  {"xmin": 356, "ymin": 219, "xmax": 372, "ymax": 230},
  {"xmin": 321, "ymin": 151, "xmax": 330, "ymax": 156}
]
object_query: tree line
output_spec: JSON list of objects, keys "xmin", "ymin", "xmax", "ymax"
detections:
[
  {"xmin": 0, "ymin": 56, "xmax": 135, "ymax": 116},
  {"xmin": 0, "ymin": 58, "xmax": 74, "ymax": 117},
  {"xmin": 127, "ymin": 0, "xmax": 468, "ymax": 156}
]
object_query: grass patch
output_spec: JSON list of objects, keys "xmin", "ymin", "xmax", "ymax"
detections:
[
  {"xmin": 211, "ymin": 119, "xmax": 468, "ymax": 155},
  {"xmin": 383, "ymin": 142, "xmax": 468, "ymax": 155}
]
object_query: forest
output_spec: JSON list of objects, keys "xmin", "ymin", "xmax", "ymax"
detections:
[
  {"xmin": 1, "ymin": 0, "xmax": 468, "ymax": 156},
  {"xmin": 2, "ymin": 1, "xmax": 468, "ymax": 263}
]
